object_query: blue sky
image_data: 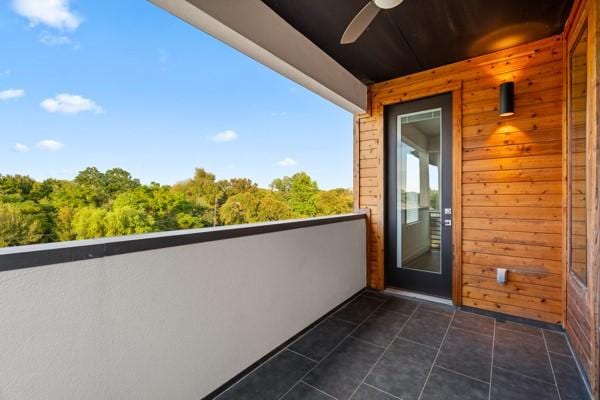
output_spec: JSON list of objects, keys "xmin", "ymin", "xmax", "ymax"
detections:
[{"xmin": 0, "ymin": 0, "xmax": 353, "ymax": 189}]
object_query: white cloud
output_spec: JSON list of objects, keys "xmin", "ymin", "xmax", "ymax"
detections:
[
  {"xmin": 12, "ymin": 0, "xmax": 82, "ymax": 31},
  {"xmin": 0, "ymin": 69, "xmax": 11, "ymax": 78},
  {"xmin": 37, "ymin": 139, "xmax": 64, "ymax": 151},
  {"xmin": 277, "ymin": 157, "xmax": 298, "ymax": 167},
  {"xmin": 0, "ymin": 89, "xmax": 25, "ymax": 101},
  {"xmin": 14, "ymin": 143, "xmax": 29, "ymax": 152},
  {"xmin": 210, "ymin": 130, "xmax": 238, "ymax": 143},
  {"xmin": 41, "ymin": 93, "xmax": 103, "ymax": 114},
  {"xmin": 39, "ymin": 31, "xmax": 78, "ymax": 48}
]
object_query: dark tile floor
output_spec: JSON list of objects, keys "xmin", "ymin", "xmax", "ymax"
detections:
[{"xmin": 214, "ymin": 292, "xmax": 590, "ymax": 400}]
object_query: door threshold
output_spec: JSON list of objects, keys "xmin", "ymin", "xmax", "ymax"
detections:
[{"xmin": 384, "ymin": 287, "xmax": 453, "ymax": 305}]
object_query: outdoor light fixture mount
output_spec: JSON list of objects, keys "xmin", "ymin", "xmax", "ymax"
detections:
[{"xmin": 499, "ymin": 81, "xmax": 515, "ymax": 117}]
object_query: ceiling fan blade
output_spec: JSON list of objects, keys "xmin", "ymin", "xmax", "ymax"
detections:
[{"xmin": 340, "ymin": 1, "xmax": 380, "ymax": 45}]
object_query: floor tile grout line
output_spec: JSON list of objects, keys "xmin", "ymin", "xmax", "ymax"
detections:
[
  {"xmin": 348, "ymin": 316, "xmax": 428, "ymax": 350},
  {"xmin": 548, "ymin": 349, "xmax": 576, "ymax": 357},
  {"xmin": 456, "ymin": 309, "xmax": 497, "ymax": 321},
  {"xmin": 416, "ymin": 309, "xmax": 454, "ymax": 317},
  {"xmin": 276, "ymin": 300, "xmax": 388, "ymax": 400},
  {"xmin": 378, "ymin": 307, "xmax": 416, "ymax": 318},
  {"xmin": 213, "ymin": 294, "xmax": 364, "ymax": 400},
  {"xmin": 563, "ymin": 331, "xmax": 594, "ymax": 400},
  {"xmin": 488, "ymin": 318, "xmax": 496, "ymax": 400},
  {"xmin": 542, "ymin": 328, "xmax": 568, "ymax": 335},
  {"xmin": 283, "ymin": 295, "xmax": 367, "ymax": 346},
  {"xmin": 393, "ymin": 335, "xmax": 439, "ymax": 351},
  {"xmin": 332, "ymin": 315, "xmax": 367, "ymax": 325},
  {"xmin": 495, "ymin": 324, "xmax": 565, "ymax": 354},
  {"xmin": 362, "ymin": 382, "xmax": 404, "ymax": 400},
  {"xmin": 300, "ymin": 381, "xmax": 338, "ymax": 400},
  {"xmin": 346, "ymin": 303, "xmax": 422, "ymax": 400},
  {"xmin": 297, "ymin": 317, "xmax": 357, "ymax": 343},
  {"xmin": 285, "ymin": 348, "xmax": 320, "ymax": 364},
  {"xmin": 450, "ymin": 324, "xmax": 494, "ymax": 338},
  {"xmin": 495, "ymin": 325, "xmax": 543, "ymax": 339},
  {"xmin": 542, "ymin": 329, "xmax": 563, "ymax": 400},
  {"xmin": 415, "ymin": 307, "xmax": 455, "ymax": 318},
  {"xmin": 435, "ymin": 364, "xmax": 491, "ymax": 385},
  {"xmin": 493, "ymin": 365, "xmax": 558, "ymax": 386},
  {"xmin": 348, "ymin": 335, "xmax": 387, "ymax": 349},
  {"xmin": 211, "ymin": 295, "xmax": 574, "ymax": 400},
  {"xmin": 417, "ymin": 309, "xmax": 457, "ymax": 400},
  {"xmin": 213, "ymin": 347, "xmax": 299, "ymax": 399}
]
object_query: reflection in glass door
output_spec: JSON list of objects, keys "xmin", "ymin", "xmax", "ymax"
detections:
[
  {"xmin": 397, "ymin": 109, "xmax": 442, "ymax": 274},
  {"xmin": 385, "ymin": 93, "xmax": 452, "ymax": 298}
]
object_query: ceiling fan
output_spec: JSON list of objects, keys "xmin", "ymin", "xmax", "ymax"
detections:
[{"xmin": 340, "ymin": 0, "xmax": 405, "ymax": 44}]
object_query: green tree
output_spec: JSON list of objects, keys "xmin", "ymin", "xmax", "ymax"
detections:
[
  {"xmin": 104, "ymin": 168, "xmax": 141, "ymax": 198},
  {"xmin": 55, "ymin": 206, "xmax": 77, "ymax": 241},
  {"xmin": 71, "ymin": 207, "xmax": 107, "ymax": 239},
  {"xmin": 0, "ymin": 174, "xmax": 36, "ymax": 202},
  {"xmin": 73, "ymin": 167, "xmax": 107, "ymax": 206},
  {"xmin": 48, "ymin": 180, "xmax": 84, "ymax": 208},
  {"xmin": 0, "ymin": 203, "xmax": 43, "ymax": 246},
  {"xmin": 220, "ymin": 178, "xmax": 258, "ymax": 198},
  {"xmin": 175, "ymin": 212, "xmax": 202, "ymax": 229},
  {"xmin": 315, "ymin": 188, "xmax": 353, "ymax": 215},
  {"xmin": 173, "ymin": 168, "xmax": 223, "ymax": 226},
  {"xmin": 73, "ymin": 167, "xmax": 141, "ymax": 206},
  {"xmin": 271, "ymin": 172, "xmax": 319, "ymax": 217},
  {"xmin": 105, "ymin": 205, "xmax": 154, "ymax": 236},
  {"xmin": 111, "ymin": 184, "xmax": 205, "ymax": 231},
  {"xmin": 219, "ymin": 192, "xmax": 260, "ymax": 225},
  {"xmin": 27, "ymin": 201, "xmax": 56, "ymax": 243},
  {"xmin": 256, "ymin": 192, "xmax": 293, "ymax": 221},
  {"xmin": 0, "ymin": 166, "xmax": 355, "ymax": 247}
]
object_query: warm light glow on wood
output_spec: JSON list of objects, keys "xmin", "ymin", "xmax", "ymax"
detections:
[{"xmin": 469, "ymin": 22, "xmax": 551, "ymax": 56}]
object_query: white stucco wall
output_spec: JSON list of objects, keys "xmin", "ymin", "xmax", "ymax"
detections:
[{"xmin": 0, "ymin": 219, "xmax": 366, "ymax": 400}]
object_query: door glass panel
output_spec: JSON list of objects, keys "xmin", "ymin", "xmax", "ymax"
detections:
[
  {"xmin": 568, "ymin": 25, "xmax": 588, "ymax": 285},
  {"xmin": 397, "ymin": 109, "xmax": 442, "ymax": 273}
]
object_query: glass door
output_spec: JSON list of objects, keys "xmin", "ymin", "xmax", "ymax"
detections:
[{"xmin": 385, "ymin": 94, "xmax": 453, "ymax": 298}]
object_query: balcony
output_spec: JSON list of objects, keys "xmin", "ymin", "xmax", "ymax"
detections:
[
  {"xmin": 1, "ymin": 0, "xmax": 600, "ymax": 399},
  {"xmin": 0, "ymin": 214, "xmax": 367, "ymax": 399},
  {"xmin": 0, "ymin": 213, "xmax": 590, "ymax": 399},
  {"xmin": 213, "ymin": 292, "xmax": 588, "ymax": 400}
]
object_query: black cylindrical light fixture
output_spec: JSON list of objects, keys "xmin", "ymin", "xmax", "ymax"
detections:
[{"xmin": 499, "ymin": 82, "xmax": 515, "ymax": 117}]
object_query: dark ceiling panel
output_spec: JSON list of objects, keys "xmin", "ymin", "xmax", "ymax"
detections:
[{"xmin": 261, "ymin": 0, "xmax": 573, "ymax": 84}]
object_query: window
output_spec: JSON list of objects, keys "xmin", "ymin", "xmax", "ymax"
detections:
[{"xmin": 568, "ymin": 24, "xmax": 588, "ymax": 285}]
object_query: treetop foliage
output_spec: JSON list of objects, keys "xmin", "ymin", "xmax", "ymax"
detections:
[{"xmin": 0, "ymin": 168, "xmax": 352, "ymax": 247}]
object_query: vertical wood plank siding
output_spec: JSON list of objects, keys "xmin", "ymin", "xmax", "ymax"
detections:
[
  {"xmin": 563, "ymin": 0, "xmax": 600, "ymax": 394},
  {"xmin": 355, "ymin": 35, "xmax": 565, "ymax": 324}
]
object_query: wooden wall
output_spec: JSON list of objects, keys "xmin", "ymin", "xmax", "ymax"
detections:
[
  {"xmin": 355, "ymin": 35, "xmax": 565, "ymax": 324},
  {"xmin": 563, "ymin": 0, "xmax": 599, "ymax": 394}
]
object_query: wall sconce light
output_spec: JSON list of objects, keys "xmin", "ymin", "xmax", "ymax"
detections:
[{"xmin": 499, "ymin": 82, "xmax": 515, "ymax": 117}]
